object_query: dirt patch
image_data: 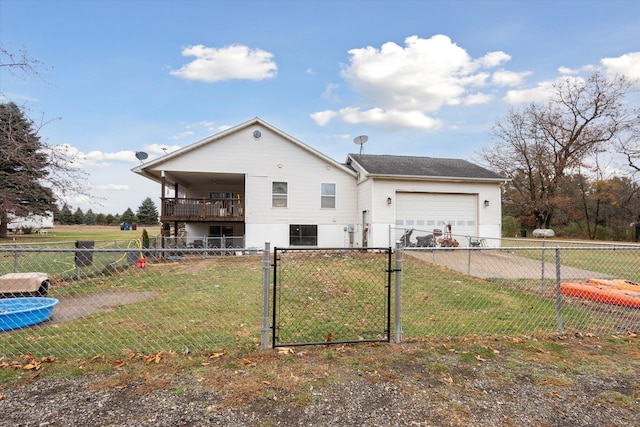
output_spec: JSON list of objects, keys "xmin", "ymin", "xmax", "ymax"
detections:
[
  {"xmin": 1, "ymin": 335, "xmax": 638, "ymax": 426},
  {"xmin": 51, "ymin": 290, "xmax": 159, "ymax": 323}
]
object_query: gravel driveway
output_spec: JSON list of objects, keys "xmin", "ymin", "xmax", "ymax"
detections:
[
  {"xmin": 1, "ymin": 337, "xmax": 638, "ymax": 426},
  {"xmin": 406, "ymin": 248, "xmax": 611, "ymax": 280}
]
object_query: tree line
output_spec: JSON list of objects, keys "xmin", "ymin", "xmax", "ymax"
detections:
[
  {"xmin": 483, "ymin": 71, "xmax": 640, "ymax": 240},
  {"xmin": 53, "ymin": 197, "xmax": 159, "ymax": 227}
]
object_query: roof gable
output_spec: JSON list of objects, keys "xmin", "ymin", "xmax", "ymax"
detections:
[
  {"xmin": 133, "ymin": 117, "xmax": 356, "ymax": 178},
  {"xmin": 346, "ymin": 154, "xmax": 506, "ymax": 181}
]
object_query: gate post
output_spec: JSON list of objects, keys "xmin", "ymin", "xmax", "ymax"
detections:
[
  {"xmin": 261, "ymin": 242, "xmax": 271, "ymax": 350},
  {"xmin": 394, "ymin": 241, "xmax": 403, "ymax": 343},
  {"xmin": 555, "ymin": 247, "xmax": 563, "ymax": 335}
]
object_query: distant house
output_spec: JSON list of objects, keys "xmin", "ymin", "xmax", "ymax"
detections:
[
  {"xmin": 132, "ymin": 118, "xmax": 506, "ymax": 249},
  {"xmin": 6, "ymin": 212, "xmax": 54, "ymax": 232}
]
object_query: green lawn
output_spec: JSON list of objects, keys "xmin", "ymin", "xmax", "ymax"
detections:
[{"xmin": 1, "ymin": 230, "xmax": 637, "ymax": 363}]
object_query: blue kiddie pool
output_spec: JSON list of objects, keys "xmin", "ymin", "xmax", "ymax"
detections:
[{"xmin": 0, "ymin": 297, "xmax": 59, "ymax": 331}]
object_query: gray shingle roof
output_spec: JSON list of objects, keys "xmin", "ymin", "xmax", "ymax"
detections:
[{"xmin": 347, "ymin": 154, "xmax": 506, "ymax": 180}]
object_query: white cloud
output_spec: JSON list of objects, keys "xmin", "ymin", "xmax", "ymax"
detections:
[
  {"xmin": 314, "ymin": 34, "xmax": 516, "ymax": 130},
  {"xmin": 340, "ymin": 35, "xmax": 509, "ymax": 112},
  {"xmin": 171, "ymin": 131, "xmax": 194, "ymax": 140},
  {"xmin": 476, "ymin": 51, "xmax": 511, "ymax": 68},
  {"xmin": 328, "ymin": 134, "xmax": 351, "ymax": 140},
  {"xmin": 503, "ymin": 80, "xmax": 557, "ymax": 105},
  {"xmin": 492, "ymin": 70, "xmax": 531, "ymax": 86},
  {"xmin": 503, "ymin": 75, "xmax": 592, "ymax": 105},
  {"xmin": 310, "ymin": 110, "xmax": 338, "ymax": 126},
  {"xmin": 504, "ymin": 81, "xmax": 555, "ymax": 105},
  {"xmin": 321, "ymin": 83, "xmax": 340, "ymax": 102},
  {"xmin": 85, "ymin": 150, "xmax": 138, "ymax": 163},
  {"xmin": 558, "ymin": 66, "xmax": 578, "ymax": 75},
  {"xmin": 339, "ymin": 107, "xmax": 442, "ymax": 130},
  {"xmin": 601, "ymin": 52, "xmax": 640, "ymax": 86},
  {"xmin": 170, "ymin": 44, "xmax": 277, "ymax": 82},
  {"xmin": 463, "ymin": 92, "xmax": 493, "ymax": 105},
  {"xmin": 89, "ymin": 183, "xmax": 130, "ymax": 191}
]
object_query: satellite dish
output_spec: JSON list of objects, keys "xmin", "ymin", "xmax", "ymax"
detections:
[
  {"xmin": 135, "ymin": 151, "xmax": 148, "ymax": 163},
  {"xmin": 353, "ymin": 135, "xmax": 368, "ymax": 155}
]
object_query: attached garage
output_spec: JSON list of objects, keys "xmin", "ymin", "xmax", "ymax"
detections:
[{"xmin": 395, "ymin": 192, "xmax": 478, "ymax": 246}]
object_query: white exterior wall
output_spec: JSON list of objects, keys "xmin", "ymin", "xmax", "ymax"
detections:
[
  {"xmin": 153, "ymin": 125, "xmax": 358, "ymax": 248},
  {"xmin": 140, "ymin": 120, "xmax": 504, "ymax": 249},
  {"xmin": 6, "ymin": 213, "xmax": 54, "ymax": 230},
  {"xmin": 362, "ymin": 178, "xmax": 502, "ymax": 247}
]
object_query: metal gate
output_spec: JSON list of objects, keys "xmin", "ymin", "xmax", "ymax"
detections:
[{"xmin": 272, "ymin": 247, "xmax": 392, "ymax": 347}]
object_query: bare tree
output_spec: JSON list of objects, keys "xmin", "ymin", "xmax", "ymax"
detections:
[
  {"xmin": 482, "ymin": 71, "xmax": 637, "ymax": 230},
  {"xmin": 0, "ymin": 45, "xmax": 49, "ymax": 81},
  {"xmin": 616, "ymin": 116, "xmax": 640, "ymax": 174}
]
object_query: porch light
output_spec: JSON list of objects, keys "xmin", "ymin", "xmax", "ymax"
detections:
[
  {"xmin": 484, "ymin": 200, "xmax": 490, "ymax": 207},
  {"xmin": 387, "ymin": 197, "xmax": 392, "ymax": 205}
]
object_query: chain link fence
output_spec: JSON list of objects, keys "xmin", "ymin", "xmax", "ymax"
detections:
[
  {"xmin": 400, "ymin": 242, "xmax": 640, "ymax": 339},
  {"xmin": 1, "ymin": 239, "xmax": 638, "ymax": 361},
  {"xmin": 272, "ymin": 247, "xmax": 392, "ymax": 347},
  {"xmin": 1, "ymin": 240, "xmax": 265, "ymax": 360}
]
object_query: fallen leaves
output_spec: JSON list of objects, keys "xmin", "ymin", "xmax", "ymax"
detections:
[
  {"xmin": 144, "ymin": 352, "xmax": 164, "ymax": 364},
  {"xmin": 208, "ymin": 349, "xmax": 227, "ymax": 359},
  {"xmin": 0, "ymin": 353, "xmax": 57, "ymax": 371}
]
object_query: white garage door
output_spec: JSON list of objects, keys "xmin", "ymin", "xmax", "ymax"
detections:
[{"xmin": 395, "ymin": 192, "xmax": 477, "ymax": 245}]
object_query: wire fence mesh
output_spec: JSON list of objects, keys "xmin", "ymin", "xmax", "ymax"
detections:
[
  {"xmin": 272, "ymin": 247, "xmax": 391, "ymax": 347},
  {"xmin": 1, "ymin": 241, "xmax": 264, "ymax": 360},
  {"xmin": 401, "ymin": 243, "xmax": 640, "ymax": 339},
  {"xmin": 1, "ymin": 239, "xmax": 638, "ymax": 361}
]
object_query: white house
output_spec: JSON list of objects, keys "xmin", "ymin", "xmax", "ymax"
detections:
[
  {"xmin": 132, "ymin": 118, "xmax": 506, "ymax": 249},
  {"xmin": 6, "ymin": 213, "xmax": 54, "ymax": 232}
]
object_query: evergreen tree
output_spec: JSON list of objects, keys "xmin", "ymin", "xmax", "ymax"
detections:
[
  {"xmin": 105, "ymin": 213, "xmax": 115, "ymax": 225},
  {"xmin": 72, "ymin": 207, "xmax": 84, "ymax": 224},
  {"xmin": 120, "ymin": 208, "xmax": 137, "ymax": 224},
  {"xmin": 0, "ymin": 102, "xmax": 56, "ymax": 237},
  {"xmin": 84, "ymin": 208, "xmax": 96, "ymax": 225},
  {"xmin": 57, "ymin": 204, "xmax": 73, "ymax": 225},
  {"xmin": 136, "ymin": 197, "xmax": 159, "ymax": 225},
  {"xmin": 95, "ymin": 213, "xmax": 106, "ymax": 225}
]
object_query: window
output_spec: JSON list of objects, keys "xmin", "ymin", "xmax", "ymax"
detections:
[
  {"xmin": 290, "ymin": 224, "xmax": 317, "ymax": 246},
  {"xmin": 272, "ymin": 182, "xmax": 287, "ymax": 207},
  {"xmin": 321, "ymin": 183, "xmax": 335, "ymax": 208}
]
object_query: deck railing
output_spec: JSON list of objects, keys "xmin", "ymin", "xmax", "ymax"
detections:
[{"xmin": 161, "ymin": 197, "xmax": 244, "ymax": 221}]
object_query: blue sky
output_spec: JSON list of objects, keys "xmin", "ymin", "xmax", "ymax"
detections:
[{"xmin": 2, "ymin": 0, "xmax": 639, "ymax": 215}]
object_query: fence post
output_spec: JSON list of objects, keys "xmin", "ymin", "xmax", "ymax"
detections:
[
  {"xmin": 261, "ymin": 242, "xmax": 271, "ymax": 350},
  {"xmin": 394, "ymin": 241, "xmax": 403, "ymax": 343},
  {"xmin": 555, "ymin": 247, "xmax": 563, "ymax": 335},
  {"xmin": 541, "ymin": 240, "xmax": 546, "ymax": 293}
]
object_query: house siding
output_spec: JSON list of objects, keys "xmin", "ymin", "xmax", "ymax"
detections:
[
  {"xmin": 152, "ymin": 124, "xmax": 358, "ymax": 247},
  {"xmin": 134, "ymin": 118, "xmax": 505, "ymax": 249},
  {"xmin": 361, "ymin": 178, "xmax": 502, "ymax": 247}
]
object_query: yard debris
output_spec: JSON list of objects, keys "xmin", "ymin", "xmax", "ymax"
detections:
[
  {"xmin": 208, "ymin": 349, "xmax": 227, "ymax": 359},
  {"xmin": 241, "ymin": 358, "xmax": 256, "ymax": 366},
  {"xmin": 277, "ymin": 347, "xmax": 294, "ymax": 355},
  {"xmin": 113, "ymin": 359, "xmax": 127, "ymax": 369},
  {"xmin": 144, "ymin": 352, "xmax": 163, "ymax": 364},
  {"xmin": 20, "ymin": 353, "xmax": 55, "ymax": 371}
]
